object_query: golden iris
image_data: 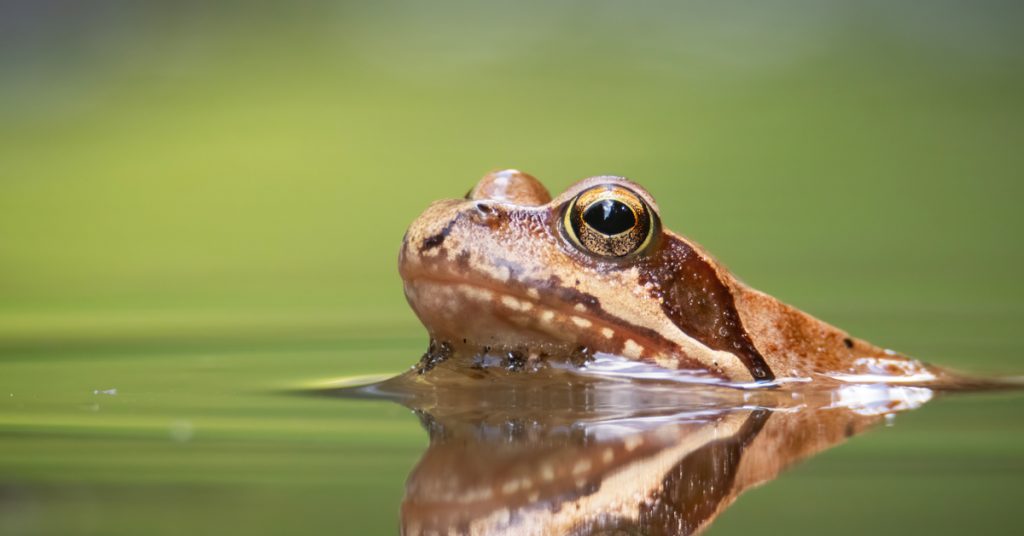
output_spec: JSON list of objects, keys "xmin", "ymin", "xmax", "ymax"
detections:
[{"xmin": 563, "ymin": 185, "xmax": 655, "ymax": 257}]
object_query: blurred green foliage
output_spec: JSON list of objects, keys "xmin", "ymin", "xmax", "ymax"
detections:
[{"xmin": 2, "ymin": 2, "xmax": 1024, "ymax": 366}]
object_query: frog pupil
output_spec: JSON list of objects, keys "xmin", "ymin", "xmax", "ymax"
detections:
[{"xmin": 582, "ymin": 199, "xmax": 636, "ymax": 235}]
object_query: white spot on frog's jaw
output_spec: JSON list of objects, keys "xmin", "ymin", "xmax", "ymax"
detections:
[
  {"xmin": 500, "ymin": 295, "xmax": 533, "ymax": 312},
  {"xmin": 571, "ymin": 316, "xmax": 592, "ymax": 329},
  {"xmin": 622, "ymin": 339, "xmax": 644, "ymax": 358},
  {"xmin": 540, "ymin": 464, "xmax": 555, "ymax": 481},
  {"xmin": 526, "ymin": 288, "xmax": 540, "ymax": 299},
  {"xmin": 457, "ymin": 284, "xmax": 494, "ymax": 303},
  {"xmin": 574, "ymin": 303, "xmax": 587, "ymax": 313},
  {"xmin": 601, "ymin": 327, "xmax": 614, "ymax": 339},
  {"xmin": 541, "ymin": 310, "xmax": 555, "ymax": 323},
  {"xmin": 623, "ymin": 435, "xmax": 644, "ymax": 452}
]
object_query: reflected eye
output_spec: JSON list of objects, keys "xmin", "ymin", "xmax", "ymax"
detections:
[{"xmin": 563, "ymin": 185, "xmax": 656, "ymax": 258}]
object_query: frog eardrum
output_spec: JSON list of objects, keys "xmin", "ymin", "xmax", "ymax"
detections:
[{"xmin": 562, "ymin": 185, "xmax": 657, "ymax": 258}]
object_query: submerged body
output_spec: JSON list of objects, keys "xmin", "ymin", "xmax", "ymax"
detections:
[{"xmin": 399, "ymin": 170, "xmax": 960, "ymax": 385}]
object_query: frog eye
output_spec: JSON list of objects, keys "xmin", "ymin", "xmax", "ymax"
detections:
[{"xmin": 563, "ymin": 185, "xmax": 656, "ymax": 258}]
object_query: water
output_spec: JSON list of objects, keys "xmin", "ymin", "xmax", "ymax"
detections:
[{"xmin": 1, "ymin": 331, "xmax": 1020, "ymax": 536}]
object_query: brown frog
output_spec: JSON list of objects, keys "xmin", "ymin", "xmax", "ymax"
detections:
[{"xmin": 399, "ymin": 170, "xmax": 964, "ymax": 385}]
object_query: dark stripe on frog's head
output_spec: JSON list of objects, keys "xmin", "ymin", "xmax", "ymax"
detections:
[
  {"xmin": 640, "ymin": 234, "xmax": 775, "ymax": 381},
  {"xmin": 418, "ymin": 214, "xmax": 462, "ymax": 252}
]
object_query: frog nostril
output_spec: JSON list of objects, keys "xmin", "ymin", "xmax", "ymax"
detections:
[{"xmin": 471, "ymin": 202, "xmax": 502, "ymax": 227}]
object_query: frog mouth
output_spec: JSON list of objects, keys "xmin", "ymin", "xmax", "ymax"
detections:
[
  {"xmin": 401, "ymin": 270, "xmax": 700, "ymax": 373},
  {"xmin": 404, "ymin": 271, "xmax": 603, "ymax": 332}
]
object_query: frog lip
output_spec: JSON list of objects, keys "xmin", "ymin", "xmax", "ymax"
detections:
[
  {"xmin": 401, "ymin": 274, "xmax": 585, "ymax": 358},
  {"xmin": 401, "ymin": 270, "xmax": 687, "ymax": 361},
  {"xmin": 402, "ymin": 270, "xmax": 583, "ymax": 323}
]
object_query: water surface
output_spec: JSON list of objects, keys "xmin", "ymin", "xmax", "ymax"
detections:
[{"xmin": 1, "ymin": 329, "xmax": 1020, "ymax": 535}]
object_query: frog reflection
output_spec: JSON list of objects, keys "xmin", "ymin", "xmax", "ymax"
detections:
[{"xmin": 373, "ymin": 377, "xmax": 932, "ymax": 536}]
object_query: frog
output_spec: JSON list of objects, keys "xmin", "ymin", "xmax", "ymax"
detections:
[{"xmin": 398, "ymin": 169, "xmax": 963, "ymax": 385}]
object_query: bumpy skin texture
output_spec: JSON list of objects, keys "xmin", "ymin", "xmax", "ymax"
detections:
[{"xmin": 399, "ymin": 170, "xmax": 936, "ymax": 383}]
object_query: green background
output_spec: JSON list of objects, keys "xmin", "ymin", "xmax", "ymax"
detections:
[{"xmin": 1, "ymin": 1, "xmax": 1022, "ymax": 534}]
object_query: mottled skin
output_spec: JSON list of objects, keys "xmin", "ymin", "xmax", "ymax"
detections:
[{"xmin": 400, "ymin": 170, "xmax": 945, "ymax": 384}]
